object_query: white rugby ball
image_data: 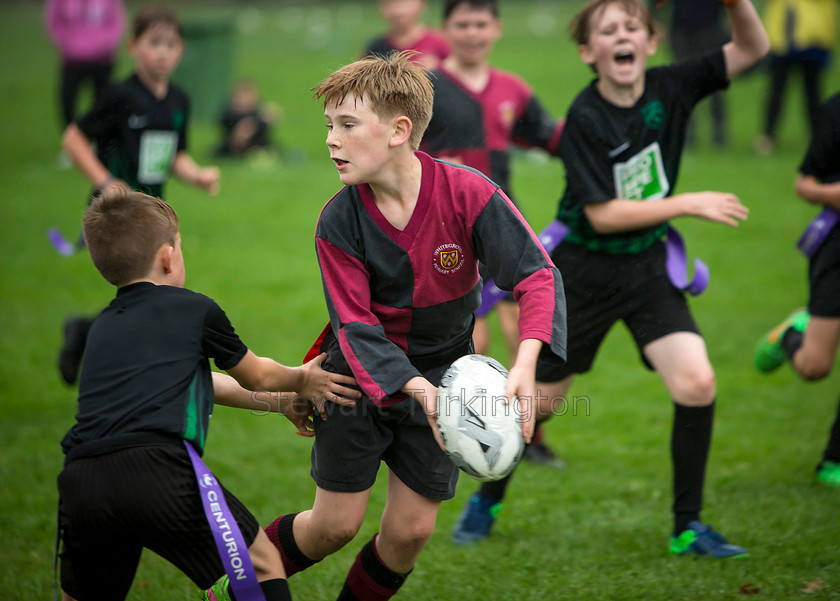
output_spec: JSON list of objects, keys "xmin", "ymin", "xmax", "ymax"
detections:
[{"xmin": 436, "ymin": 354, "xmax": 525, "ymax": 481}]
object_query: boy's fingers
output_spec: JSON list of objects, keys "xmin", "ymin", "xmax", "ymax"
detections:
[
  {"xmin": 330, "ymin": 394, "xmax": 356, "ymax": 407},
  {"xmin": 331, "ymin": 373, "xmax": 358, "ymax": 386},
  {"xmin": 332, "ymin": 385, "xmax": 361, "ymax": 398}
]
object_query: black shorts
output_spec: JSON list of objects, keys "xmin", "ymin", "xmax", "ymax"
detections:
[
  {"xmin": 57, "ymin": 443, "xmax": 259, "ymax": 600},
  {"xmin": 808, "ymin": 225, "xmax": 840, "ymax": 318},
  {"xmin": 536, "ymin": 241, "xmax": 699, "ymax": 382},
  {"xmin": 311, "ymin": 372, "xmax": 459, "ymax": 501}
]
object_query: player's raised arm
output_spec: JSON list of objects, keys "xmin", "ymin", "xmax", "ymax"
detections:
[{"xmin": 722, "ymin": 0, "xmax": 770, "ymax": 79}]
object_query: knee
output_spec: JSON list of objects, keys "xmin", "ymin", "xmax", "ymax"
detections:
[
  {"xmin": 795, "ymin": 359, "xmax": 832, "ymax": 382},
  {"xmin": 672, "ymin": 367, "xmax": 716, "ymax": 406},
  {"xmin": 311, "ymin": 517, "xmax": 362, "ymax": 555},
  {"xmin": 382, "ymin": 520, "xmax": 435, "ymax": 556}
]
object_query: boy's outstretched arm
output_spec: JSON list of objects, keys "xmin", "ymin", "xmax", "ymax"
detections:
[
  {"xmin": 796, "ymin": 175, "xmax": 840, "ymax": 211},
  {"xmin": 226, "ymin": 351, "xmax": 360, "ymax": 419},
  {"xmin": 584, "ymin": 191, "xmax": 749, "ymax": 233},
  {"xmin": 722, "ymin": 0, "xmax": 770, "ymax": 79},
  {"xmin": 172, "ymin": 150, "xmax": 221, "ymax": 195},
  {"xmin": 211, "ymin": 371, "xmax": 316, "ymax": 436}
]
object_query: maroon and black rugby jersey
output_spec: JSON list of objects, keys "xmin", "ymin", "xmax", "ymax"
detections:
[
  {"xmin": 315, "ymin": 152, "xmax": 566, "ymax": 405},
  {"xmin": 362, "ymin": 30, "xmax": 450, "ymax": 64},
  {"xmin": 421, "ymin": 66, "xmax": 563, "ymax": 197}
]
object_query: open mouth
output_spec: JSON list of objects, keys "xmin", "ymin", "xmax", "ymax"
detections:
[
  {"xmin": 614, "ymin": 51, "xmax": 634, "ymax": 66},
  {"xmin": 333, "ymin": 158, "xmax": 348, "ymax": 167}
]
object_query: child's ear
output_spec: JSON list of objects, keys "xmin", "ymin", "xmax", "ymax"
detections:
[
  {"xmin": 578, "ymin": 43, "xmax": 596, "ymax": 68},
  {"xmin": 158, "ymin": 243, "xmax": 174, "ymax": 275},
  {"xmin": 390, "ymin": 116, "xmax": 413, "ymax": 148},
  {"xmin": 647, "ymin": 34, "xmax": 658, "ymax": 57}
]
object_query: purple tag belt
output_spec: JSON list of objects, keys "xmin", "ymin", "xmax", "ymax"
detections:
[
  {"xmin": 797, "ymin": 207, "xmax": 839, "ymax": 258},
  {"xmin": 476, "ymin": 221, "xmax": 708, "ymax": 317},
  {"xmin": 184, "ymin": 441, "xmax": 265, "ymax": 601}
]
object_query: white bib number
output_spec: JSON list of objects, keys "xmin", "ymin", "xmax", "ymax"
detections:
[
  {"xmin": 138, "ymin": 131, "xmax": 178, "ymax": 184},
  {"xmin": 613, "ymin": 142, "xmax": 670, "ymax": 201}
]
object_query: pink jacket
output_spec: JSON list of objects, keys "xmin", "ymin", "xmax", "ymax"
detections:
[{"xmin": 44, "ymin": 0, "xmax": 125, "ymax": 64}]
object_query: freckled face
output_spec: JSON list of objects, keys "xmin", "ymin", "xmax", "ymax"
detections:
[{"xmin": 324, "ymin": 94, "xmax": 394, "ymax": 186}]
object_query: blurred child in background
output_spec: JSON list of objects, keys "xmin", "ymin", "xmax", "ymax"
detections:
[
  {"xmin": 362, "ymin": 0, "xmax": 449, "ymax": 68},
  {"xmin": 51, "ymin": 4, "xmax": 220, "ymax": 386},
  {"xmin": 214, "ymin": 77, "xmax": 279, "ymax": 158},
  {"xmin": 754, "ymin": 90, "xmax": 840, "ymax": 488}
]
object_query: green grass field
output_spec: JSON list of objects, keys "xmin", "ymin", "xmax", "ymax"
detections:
[{"xmin": 1, "ymin": 1, "xmax": 839, "ymax": 599}]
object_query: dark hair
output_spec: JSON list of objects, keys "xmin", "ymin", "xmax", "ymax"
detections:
[
  {"xmin": 133, "ymin": 4, "xmax": 182, "ymax": 39},
  {"xmin": 83, "ymin": 188, "xmax": 179, "ymax": 287},
  {"xmin": 443, "ymin": 0, "xmax": 498, "ymax": 20}
]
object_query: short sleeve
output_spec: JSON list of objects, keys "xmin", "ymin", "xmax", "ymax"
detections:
[
  {"xmin": 76, "ymin": 84, "xmax": 122, "ymax": 141},
  {"xmin": 202, "ymin": 301, "xmax": 248, "ymax": 370}
]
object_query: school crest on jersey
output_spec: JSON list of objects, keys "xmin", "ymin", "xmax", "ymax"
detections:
[
  {"xmin": 499, "ymin": 101, "xmax": 517, "ymax": 129},
  {"xmin": 434, "ymin": 243, "xmax": 465, "ymax": 274},
  {"xmin": 641, "ymin": 100, "xmax": 665, "ymax": 130}
]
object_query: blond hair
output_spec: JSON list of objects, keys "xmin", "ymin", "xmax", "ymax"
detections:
[
  {"xmin": 313, "ymin": 51, "xmax": 434, "ymax": 150},
  {"xmin": 83, "ymin": 188, "xmax": 179, "ymax": 287}
]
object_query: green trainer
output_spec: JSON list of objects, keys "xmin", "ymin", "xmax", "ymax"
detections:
[
  {"xmin": 816, "ymin": 461, "xmax": 840, "ymax": 488},
  {"xmin": 202, "ymin": 575, "xmax": 232, "ymax": 601},
  {"xmin": 669, "ymin": 521, "xmax": 749, "ymax": 558},
  {"xmin": 754, "ymin": 309, "xmax": 809, "ymax": 373}
]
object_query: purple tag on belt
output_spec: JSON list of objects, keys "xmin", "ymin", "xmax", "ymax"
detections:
[
  {"xmin": 797, "ymin": 207, "xmax": 840, "ymax": 258},
  {"xmin": 664, "ymin": 225, "xmax": 709, "ymax": 296},
  {"xmin": 476, "ymin": 220, "xmax": 570, "ymax": 317},
  {"xmin": 184, "ymin": 441, "xmax": 265, "ymax": 601}
]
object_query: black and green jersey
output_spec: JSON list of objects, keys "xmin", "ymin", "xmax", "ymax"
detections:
[
  {"xmin": 76, "ymin": 73, "xmax": 189, "ymax": 199},
  {"xmin": 61, "ymin": 282, "xmax": 247, "ymax": 456},
  {"xmin": 557, "ymin": 50, "xmax": 728, "ymax": 254},
  {"xmin": 799, "ymin": 91, "xmax": 840, "ymax": 182}
]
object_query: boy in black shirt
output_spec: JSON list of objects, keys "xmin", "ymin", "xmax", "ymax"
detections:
[
  {"xmin": 52, "ymin": 5, "xmax": 221, "ymax": 386},
  {"xmin": 754, "ymin": 91, "xmax": 840, "ymax": 488},
  {"xmin": 454, "ymin": 0, "xmax": 769, "ymax": 558},
  {"xmin": 58, "ymin": 187, "xmax": 359, "ymax": 601}
]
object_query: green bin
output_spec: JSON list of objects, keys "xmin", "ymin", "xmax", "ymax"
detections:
[{"xmin": 173, "ymin": 19, "xmax": 235, "ymax": 122}]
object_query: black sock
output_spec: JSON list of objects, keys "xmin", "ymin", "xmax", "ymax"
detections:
[
  {"xmin": 821, "ymin": 396, "xmax": 840, "ymax": 466},
  {"xmin": 478, "ymin": 471, "xmax": 512, "ymax": 503},
  {"xmin": 337, "ymin": 535, "xmax": 411, "ymax": 601},
  {"xmin": 478, "ymin": 419, "xmax": 547, "ymax": 503},
  {"xmin": 260, "ymin": 578, "xmax": 291, "ymax": 601},
  {"xmin": 264, "ymin": 513, "xmax": 319, "ymax": 577},
  {"xmin": 781, "ymin": 327, "xmax": 804, "ymax": 361},
  {"xmin": 225, "ymin": 578, "xmax": 291, "ymax": 601},
  {"xmin": 671, "ymin": 401, "xmax": 715, "ymax": 534}
]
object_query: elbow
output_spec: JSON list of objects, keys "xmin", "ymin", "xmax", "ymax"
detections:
[
  {"xmin": 583, "ymin": 202, "xmax": 623, "ymax": 234},
  {"xmin": 62, "ymin": 124, "xmax": 83, "ymax": 154},
  {"xmin": 61, "ymin": 127, "xmax": 74, "ymax": 152},
  {"xmin": 755, "ymin": 36, "xmax": 771, "ymax": 61},
  {"xmin": 589, "ymin": 219, "xmax": 616, "ymax": 234},
  {"xmin": 584, "ymin": 210, "xmax": 618, "ymax": 234}
]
